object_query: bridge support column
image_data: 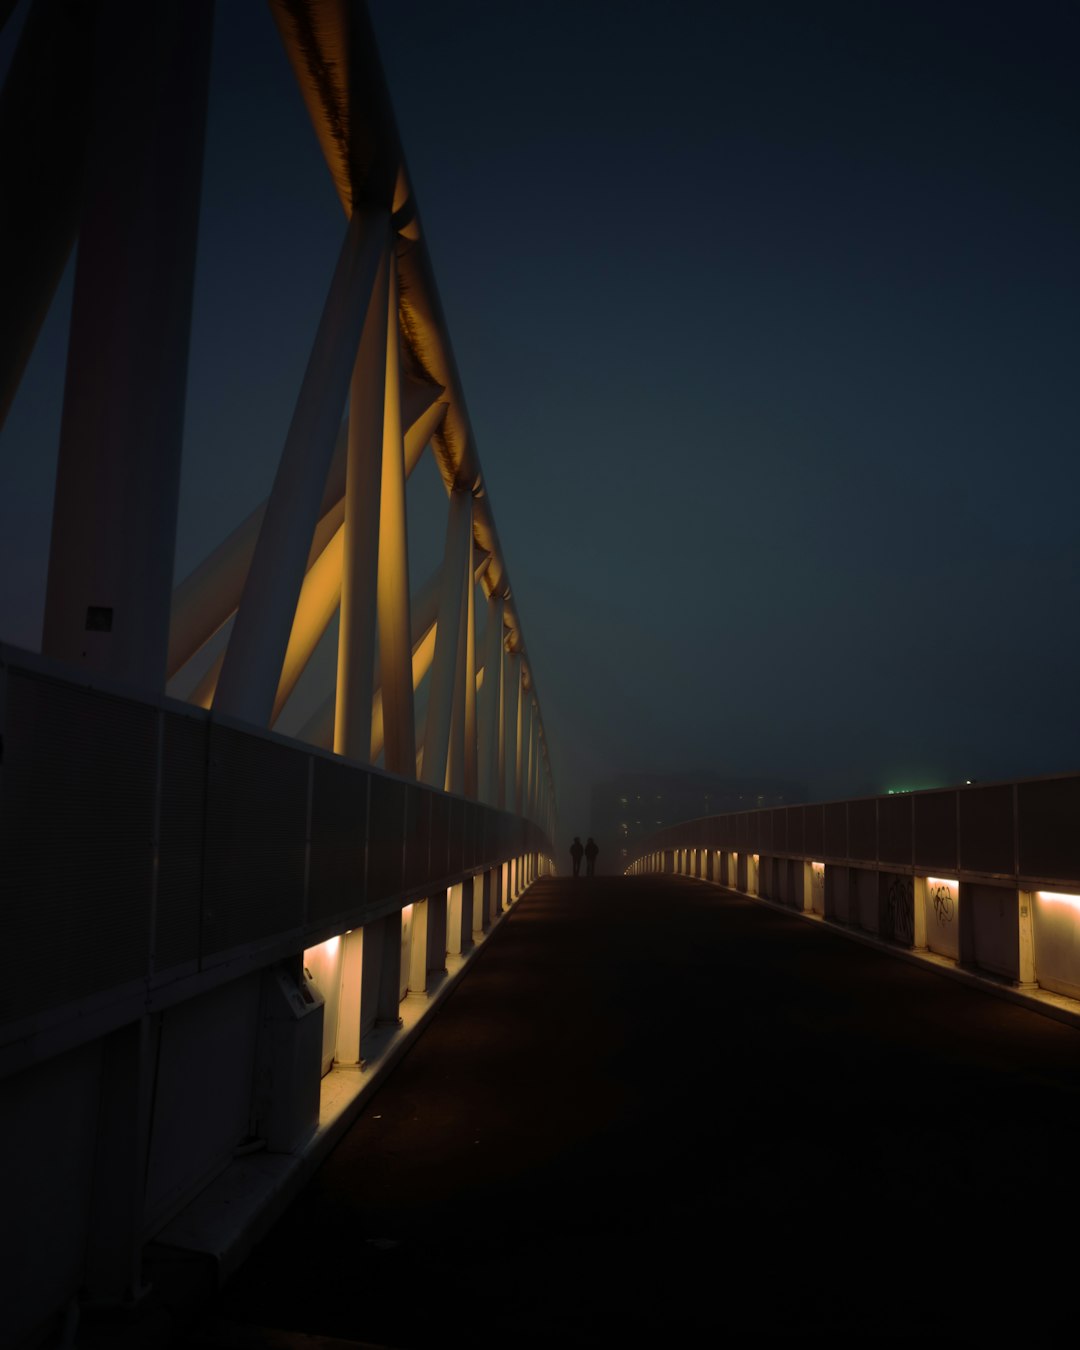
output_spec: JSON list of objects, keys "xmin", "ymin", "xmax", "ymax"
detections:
[
  {"xmin": 41, "ymin": 0, "xmax": 215, "ymax": 693},
  {"xmin": 83, "ymin": 1016, "xmax": 155, "ymax": 1307},
  {"xmin": 376, "ymin": 912, "xmax": 403, "ymax": 1025},
  {"xmin": 408, "ymin": 900, "xmax": 431, "ymax": 994},
  {"xmin": 912, "ymin": 876, "xmax": 929, "ymax": 949},
  {"xmin": 476, "ymin": 871, "xmax": 493, "ymax": 936},
  {"xmin": 447, "ymin": 880, "xmax": 474, "ymax": 956},
  {"xmin": 1018, "ymin": 890, "xmax": 1037, "ymax": 987}
]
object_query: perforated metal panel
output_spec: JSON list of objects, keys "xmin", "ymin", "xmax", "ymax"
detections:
[
  {"xmin": 0, "ymin": 670, "xmax": 156, "ymax": 1021},
  {"xmin": 155, "ymin": 709, "xmax": 209, "ymax": 973},
  {"xmin": 308, "ymin": 756, "xmax": 367, "ymax": 924},
  {"xmin": 201, "ymin": 725, "xmax": 308, "ymax": 956}
]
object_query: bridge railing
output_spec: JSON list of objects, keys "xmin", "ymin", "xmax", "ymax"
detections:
[
  {"xmin": 627, "ymin": 774, "xmax": 1080, "ymax": 1001},
  {"xmin": 0, "ymin": 648, "xmax": 552, "ymax": 1344}
]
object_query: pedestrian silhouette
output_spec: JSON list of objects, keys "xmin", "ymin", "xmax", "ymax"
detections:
[
  {"xmin": 585, "ymin": 837, "xmax": 599, "ymax": 877},
  {"xmin": 570, "ymin": 837, "xmax": 584, "ymax": 877}
]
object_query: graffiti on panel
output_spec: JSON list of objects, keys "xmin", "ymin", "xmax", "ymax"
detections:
[
  {"xmin": 884, "ymin": 875, "xmax": 914, "ymax": 945},
  {"xmin": 930, "ymin": 883, "xmax": 955, "ymax": 925}
]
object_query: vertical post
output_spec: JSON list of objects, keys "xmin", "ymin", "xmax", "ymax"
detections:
[
  {"xmin": 514, "ymin": 664, "xmax": 524, "ymax": 816},
  {"xmin": 376, "ymin": 249, "xmax": 416, "ymax": 777},
  {"xmin": 1018, "ymin": 890, "xmax": 1037, "ymax": 988},
  {"xmin": 501, "ymin": 651, "xmax": 520, "ymax": 810},
  {"xmin": 408, "ymin": 899, "xmax": 430, "ymax": 994},
  {"xmin": 335, "ymin": 244, "xmax": 391, "ymax": 758},
  {"xmin": 83, "ymin": 1016, "xmax": 155, "ymax": 1304},
  {"xmin": 463, "ymin": 556, "xmax": 478, "ymax": 798},
  {"xmin": 42, "ymin": 0, "xmax": 214, "ymax": 692},
  {"xmin": 477, "ymin": 595, "xmax": 504, "ymax": 806},
  {"xmin": 912, "ymin": 875, "xmax": 928, "ymax": 949},
  {"xmin": 423, "ymin": 491, "xmax": 472, "ymax": 789},
  {"xmin": 376, "ymin": 912, "xmax": 402, "ymax": 1025},
  {"xmin": 445, "ymin": 561, "xmax": 469, "ymax": 795},
  {"xmin": 337, "ymin": 929, "xmax": 364, "ymax": 1063}
]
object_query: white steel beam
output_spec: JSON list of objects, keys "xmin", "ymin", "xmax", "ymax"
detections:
[
  {"xmin": 41, "ymin": 0, "xmax": 213, "ymax": 692},
  {"xmin": 422, "ymin": 490, "xmax": 472, "ymax": 790},
  {"xmin": 477, "ymin": 595, "xmax": 504, "ymax": 806},
  {"xmin": 215, "ymin": 207, "xmax": 389, "ymax": 726},
  {"xmin": 334, "ymin": 236, "xmax": 389, "ymax": 761},
  {"xmin": 376, "ymin": 248, "xmax": 416, "ymax": 777}
]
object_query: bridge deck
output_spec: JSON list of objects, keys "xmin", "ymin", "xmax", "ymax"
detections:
[{"xmin": 189, "ymin": 876, "xmax": 1080, "ymax": 1344}]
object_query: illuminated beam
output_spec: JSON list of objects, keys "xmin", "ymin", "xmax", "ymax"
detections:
[
  {"xmin": 376, "ymin": 248, "xmax": 416, "ymax": 777},
  {"xmin": 272, "ymin": 525, "xmax": 344, "ymax": 722},
  {"xmin": 501, "ymin": 650, "xmax": 519, "ymax": 811},
  {"xmin": 463, "ymin": 550, "xmax": 478, "ymax": 797},
  {"xmin": 477, "ymin": 595, "xmax": 504, "ymax": 806},
  {"xmin": 422, "ymin": 490, "xmax": 471, "ymax": 790},
  {"xmin": 167, "ymin": 383, "xmax": 445, "ymax": 682},
  {"xmin": 215, "ymin": 207, "xmax": 389, "ymax": 726},
  {"xmin": 334, "ymin": 238, "xmax": 390, "ymax": 761},
  {"xmin": 295, "ymin": 563, "xmax": 442, "ymax": 753},
  {"xmin": 514, "ymin": 659, "xmax": 524, "ymax": 815}
]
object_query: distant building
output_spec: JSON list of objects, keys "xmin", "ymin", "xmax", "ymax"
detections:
[{"xmin": 591, "ymin": 770, "xmax": 808, "ymax": 874}]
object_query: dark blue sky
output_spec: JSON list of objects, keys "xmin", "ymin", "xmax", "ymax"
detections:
[{"xmin": 2, "ymin": 1, "xmax": 1079, "ymax": 844}]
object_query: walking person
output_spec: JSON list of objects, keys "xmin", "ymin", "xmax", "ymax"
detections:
[
  {"xmin": 570, "ymin": 837, "xmax": 584, "ymax": 877},
  {"xmin": 585, "ymin": 837, "xmax": 599, "ymax": 878}
]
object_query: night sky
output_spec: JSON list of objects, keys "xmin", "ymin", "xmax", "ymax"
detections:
[{"xmin": 2, "ymin": 1, "xmax": 1079, "ymax": 855}]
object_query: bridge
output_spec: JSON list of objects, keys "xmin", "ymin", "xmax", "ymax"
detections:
[{"xmin": 2, "ymin": 2, "xmax": 1080, "ymax": 1347}]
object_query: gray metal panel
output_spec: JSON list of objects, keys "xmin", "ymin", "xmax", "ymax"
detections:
[
  {"xmin": 913, "ymin": 791, "xmax": 957, "ymax": 872},
  {"xmin": 155, "ymin": 708, "xmax": 209, "ymax": 973},
  {"xmin": 201, "ymin": 724, "xmax": 308, "ymax": 956},
  {"xmin": 448, "ymin": 797, "xmax": 465, "ymax": 874},
  {"xmin": 804, "ymin": 805, "xmax": 824, "ymax": 857},
  {"xmin": 429, "ymin": 793, "xmax": 450, "ymax": 879},
  {"xmin": 958, "ymin": 784, "xmax": 1014, "ymax": 876},
  {"xmin": 0, "ymin": 670, "xmax": 155, "ymax": 1020},
  {"xmin": 848, "ymin": 798, "xmax": 876, "ymax": 861},
  {"xmin": 878, "ymin": 794, "xmax": 912, "ymax": 866},
  {"xmin": 308, "ymin": 755, "xmax": 367, "ymax": 924},
  {"xmin": 1018, "ymin": 777, "xmax": 1080, "ymax": 881},
  {"xmin": 402, "ymin": 784, "xmax": 431, "ymax": 893},
  {"xmin": 824, "ymin": 803, "xmax": 847, "ymax": 859},
  {"xmin": 786, "ymin": 806, "xmax": 803, "ymax": 856},
  {"xmin": 367, "ymin": 773, "xmax": 405, "ymax": 902}
]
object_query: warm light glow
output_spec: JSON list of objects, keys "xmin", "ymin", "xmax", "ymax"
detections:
[
  {"xmin": 927, "ymin": 877, "xmax": 958, "ymax": 890},
  {"xmin": 305, "ymin": 934, "xmax": 340, "ymax": 962},
  {"xmin": 811, "ymin": 861, "xmax": 824, "ymax": 872},
  {"xmin": 402, "ymin": 903, "xmax": 413, "ymax": 922},
  {"xmin": 1037, "ymin": 891, "xmax": 1080, "ymax": 913}
]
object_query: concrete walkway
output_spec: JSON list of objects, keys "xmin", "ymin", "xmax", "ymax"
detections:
[{"xmin": 183, "ymin": 876, "xmax": 1080, "ymax": 1345}]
